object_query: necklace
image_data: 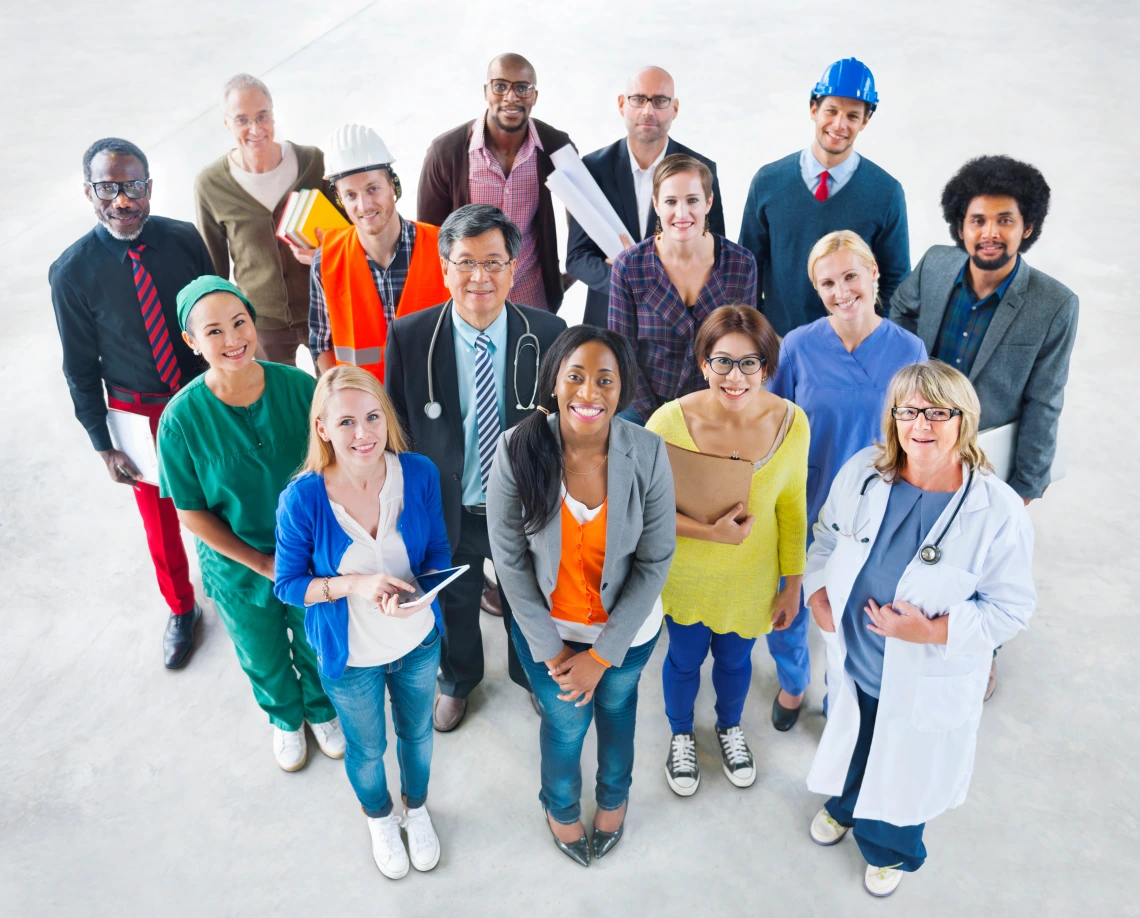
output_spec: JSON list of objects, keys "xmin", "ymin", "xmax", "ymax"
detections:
[{"xmin": 563, "ymin": 454, "xmax": 608, "ymax": 476}]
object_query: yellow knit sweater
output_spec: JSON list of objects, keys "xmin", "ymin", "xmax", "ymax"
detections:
[{"xmin": 647, "ymin": 399, "xmax": 809, "ymax": 638}]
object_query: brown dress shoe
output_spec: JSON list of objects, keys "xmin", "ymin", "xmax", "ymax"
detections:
[
  {"xmin": 480, "ymin": 577, "xmax": 504, "ymax": 616},
  {"xmin": 433, "ymin": 693, "xmax": 468, "ymax": 732},
  {"xmin": 983, "ymin": 658, "xmax": 997, "ymax": 702}
]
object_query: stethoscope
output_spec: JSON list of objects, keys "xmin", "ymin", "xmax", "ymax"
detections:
[
  {"xmin": 832, "ymin": 468, "xmax": 975, "ymax": 565},
  {"xmin": 423, "ymin": 299, "xmax": 541, "ymax": 419}
]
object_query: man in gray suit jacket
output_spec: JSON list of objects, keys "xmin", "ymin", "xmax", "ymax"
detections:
[{"xmin": 891, "ymin": 155, "xmax": 1078, "ymax": 505}]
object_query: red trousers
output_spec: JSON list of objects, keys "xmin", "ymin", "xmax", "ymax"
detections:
[{"xmin": 108, "ymin": 394, "xmax": 196, "ymax": 615}]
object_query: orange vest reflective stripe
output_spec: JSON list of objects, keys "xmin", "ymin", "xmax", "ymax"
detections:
[
  {"xmin": 320, "ymin": 221, "xmax": 450, "ymax": 381},
  {"xmin": 549, "ymin": 499, "xmax": 609, "ymax": 626}
]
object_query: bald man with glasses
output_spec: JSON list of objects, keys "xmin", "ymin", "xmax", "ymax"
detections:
[{"xmin": 567, "ymin": 66, "xmax": 725, "ymax": 328}]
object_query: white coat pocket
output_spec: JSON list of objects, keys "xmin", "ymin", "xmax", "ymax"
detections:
[
  {"xmin": 911, "ymin": 671, "xmax": 986, "ymax": 732},
  {"xmin": 900, "ymin": 563, "xmax": 981, "ymax": 619}
]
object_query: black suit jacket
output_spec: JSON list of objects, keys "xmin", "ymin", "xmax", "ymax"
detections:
[
  {"xmin": 385, "ymin": 301, "xmax": 567, "ymax": 549},
  {"xmin": 566, "ymin": 137, "xmax": 725, "ymax": 327}
]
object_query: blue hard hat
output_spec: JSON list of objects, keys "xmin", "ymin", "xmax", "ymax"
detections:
[{"xmin": 811, "ymin": 58, "xmax": 878, "ymax": 111}]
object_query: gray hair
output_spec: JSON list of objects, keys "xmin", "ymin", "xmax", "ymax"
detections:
[
  {"xmin": 437, "ymin": 204, "xmax": 521, "ymax": 260},
  {"xmin": 222, "ymin": 73, "xmax": 273, "ymax": 109}
]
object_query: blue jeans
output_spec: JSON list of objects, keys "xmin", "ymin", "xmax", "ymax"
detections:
[
  {"xmin": 825, "ymin": 683, "xmax": 927, "ymax": 871},
  {"xmin": 511, "ymin": 620, "xmax": 659, "ymax": 825},
  {"xmin": 319, "ymin": 628, "xmax": 441, "ymax": 818},
  {"xmin": 616, "ymin": 406, "xmax": 647, "ymax": 426},
  {"xmin": 661, "ymin": 616, "xmax": 757, "ymax": 733}
]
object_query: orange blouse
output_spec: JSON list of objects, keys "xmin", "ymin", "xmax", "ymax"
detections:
[{"xmin": 549, "ymin": 498, "xmax": 608, "ymax": 628}]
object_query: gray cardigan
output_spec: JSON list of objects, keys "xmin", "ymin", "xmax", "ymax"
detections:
[
  {"xmin": 890, "ymin": 245, "xmax": 1078, "ymax": 500},
  {"xmin": 486, "ymin": 414, "xmax": 676, "ymax": 667}
]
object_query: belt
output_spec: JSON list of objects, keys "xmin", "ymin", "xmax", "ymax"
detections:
[
  {"xmin": 107, "ymin": 385, "xmax": 173, "ymax": 405},
  {"xmin": 463, "ymin": 504, "xmax": 488, "ymax": 516}
]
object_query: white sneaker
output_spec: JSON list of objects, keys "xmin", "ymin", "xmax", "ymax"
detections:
[
  {"xmin": 368, "ymin": 813, "xmax": 409, "ymax": 879},
  {"xmin": 308, "ymin": 717, "xmax": 346, "ymax": 759},
  {"xmin": 401, "ymin": 804, "xmax": 441, "ymax": 872},
  {"xmin": 273, "ymin": 725, "xmax": 308, "ymax": 772},
  {"xmin": 716, "ymin": 725, "xmax": 757, "ymax": 787},
  {"xmin": 864, "ymin": 863, "xmax": 904, "ymax": 897},
  {"xmin": 809, "ymin": 808, "xmax": 850, "ymax": 846}
]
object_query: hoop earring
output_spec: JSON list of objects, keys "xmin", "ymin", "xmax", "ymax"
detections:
[
  {"xmin": 703, "ymin": 215, "xmax": 711, "ymax": 236},
  {"xmin": 654, "ymin": 217, "xmax": 663, "ymax": 238}
]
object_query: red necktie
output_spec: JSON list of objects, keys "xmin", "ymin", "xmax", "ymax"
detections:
[
  {"xmin": 815, "ymin": 170, "xmax": 830, "ymax": 202},
  {"xmin": 128, "ymin": 244, "xmax": 181, "ymax": 392}
]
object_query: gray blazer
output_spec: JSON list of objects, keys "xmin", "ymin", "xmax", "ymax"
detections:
[
  {"xmin": 890, "ymin": 245, "xmax": 1078, "ymax": 500},
  {"xmin": 486, "ymin": 414, "xmax": 676, "ymax": 667}
]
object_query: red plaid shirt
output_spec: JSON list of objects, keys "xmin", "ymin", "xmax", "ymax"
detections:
[{"xmin": 467, "ymin": 113, "xmax": 547, "ymax": 310}]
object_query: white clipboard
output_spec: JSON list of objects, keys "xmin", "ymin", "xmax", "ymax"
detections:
[
  {"xmin": 977, "ymin": 419, "xmax": 1066, "ymax": 485},
  {"xmin": 106, "ymin": 408, "xmax": 161, "ymax": 486}
]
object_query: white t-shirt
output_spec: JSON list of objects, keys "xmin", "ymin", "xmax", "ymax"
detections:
[
  {"xmin": 228, "ymin": 140, "xmax": 299, "ymax": 213},
  {"xmin": 331, "ymin": 452, "xmax": 434, "ymax": 667},
  {"xmin": 552, "ymin": 488, "xmax": 663, "ymax": 648},
  {"xmin": 627, "ymin": 139, "xmax": 668, "ymax": 241}
]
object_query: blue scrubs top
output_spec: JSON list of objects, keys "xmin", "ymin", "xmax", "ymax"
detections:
[
  {"xmin": 768, "ymin": 317, "xmax": 927, "ymax": 538},
  {"xmin": 840, "ymin": 479, "xmax": 954, "ymax": 697}
]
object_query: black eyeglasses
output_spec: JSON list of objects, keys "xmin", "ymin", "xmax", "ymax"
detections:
[
  {"xmin": 87, "ymin": 179, "xmax": 151, "ymax": 201},
  {"xmin": 487, "ymin": 79, "xmax": 536, "ymax": 98},
  {"xmin": 707, "ymin": 356, "xmax": 765, "ymax": 376},
  {"xmin": 891, "ymin": 406, "xmax": 962, "ymax": 422},
  {"xmin": 446, "ymin": 257, "xmax": 512, "ymax": 274},
  {"xmin": 626, "ymin": 94, "xmax": 674, "ymax": 110}
]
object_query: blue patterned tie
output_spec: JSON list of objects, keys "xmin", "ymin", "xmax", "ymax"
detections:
[{"xmin": 474, "ymin": 333, "xmax": 502, "ymax": 494}]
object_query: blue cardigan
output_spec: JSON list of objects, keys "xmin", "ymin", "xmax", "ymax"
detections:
[{"xmin": 274, "ymin": 452, "xmax": 452, "ymax": 679}]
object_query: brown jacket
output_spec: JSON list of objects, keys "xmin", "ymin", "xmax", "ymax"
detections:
[
  {"xmin": 193, "ymin": 143, "xmax": 330, "ymax": 330},
  {"xmin": 417, "ymin": 117, "xmax": 575, "ymax": 313}
]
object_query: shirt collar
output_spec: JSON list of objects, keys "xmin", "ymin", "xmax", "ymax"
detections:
[
  {"xmin": 95, "ymin": 216, "xmax": 160, "ymax": 262},
  {"xmin": 801, "ymin": 147, "xmax": 860, "ymax": 184},
  {"xmin": 955, "ymin": 254, "xmax": 1021, "ymax": 302},
  {"xmin": 469, "ymin": 111, "xmax": 542, "ymax": 153},
  {"xmin": 451, "ymin": 302, "xmax": 509, "ymax": 351},
  {"xmin": 627, "ymin": 138, "xmax": 668, "ymax": 177}
]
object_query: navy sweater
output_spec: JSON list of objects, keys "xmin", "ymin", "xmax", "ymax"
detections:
[{"xmin": 738, "ymin": 152, "xmax": 910, "ymax": 337}]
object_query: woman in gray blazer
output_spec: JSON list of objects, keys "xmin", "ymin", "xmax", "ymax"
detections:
[{"xmin": 487, "ymin": 326, "xmax": 675, "ymax": 868}]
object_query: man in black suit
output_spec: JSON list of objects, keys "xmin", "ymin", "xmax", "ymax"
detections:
[
  {"xmin": 566, "ymin": 66, "xmax": 725, "ymax": 327},
  {"xmin": 386, "ymin": 204, "xmax": 566, "ymax": 731}
]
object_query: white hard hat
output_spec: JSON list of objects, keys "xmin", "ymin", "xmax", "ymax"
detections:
[{"xmin": 323, "ymin": 123, "xmax": 396, "ymax": 181}]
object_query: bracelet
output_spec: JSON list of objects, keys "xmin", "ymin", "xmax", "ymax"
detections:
[{"xmin": 322, "ymin": 576, "xmax": 332, "ymax": 604}]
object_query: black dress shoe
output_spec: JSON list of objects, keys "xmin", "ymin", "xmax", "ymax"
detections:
[
  {"xmin": 164, "ymin": 603, "xmax": 201, "ymax": 669},
  {"xmin": 543, "ymin": 807, "xmax": 590, "ymax": 867},
  {"xmin": 591, "ymin": 821, "xmax": 624, "ymax": 859},
  {"xmin": 771, "ymin": 691, "xmax": 801, "ymax": 732}
]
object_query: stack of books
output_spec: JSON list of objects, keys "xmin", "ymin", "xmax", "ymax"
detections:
[{"xmin": 275, "ymin": 189, "xmax": 349, "ymax": 248}]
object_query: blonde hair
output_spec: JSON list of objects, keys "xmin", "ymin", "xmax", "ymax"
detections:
[
  {"xmin": 807, "ymin": 230, "xmax": 880, "ymax": 311},
  {"xmin": 874, "ymin": 361, "xmax": 992, "ymax": 480},
  {"xmin": 300, "ymin": 366, "xmax": 408, "ymax": 475}
]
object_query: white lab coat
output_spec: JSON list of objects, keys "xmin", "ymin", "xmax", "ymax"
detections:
[{"xmin": 803, "ymin": 447, "xmax": 1036, "ymax": 826}]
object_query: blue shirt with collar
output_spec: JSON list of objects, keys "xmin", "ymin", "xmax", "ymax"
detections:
[
  {"xmin": 932, "ymin": 256, "xmax": 1021, "ymax": 376},
  {"xmin": 799, "ymin": 148, "xmax": 861, "ymax": 197},
  {"xmin": 452, "ymin": 305, "xmax": 508, "ymax": 505}
]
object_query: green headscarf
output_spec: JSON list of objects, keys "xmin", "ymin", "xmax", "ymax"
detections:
[{"xmin": 176, "ymin": 275, "xmax": 256, "ymax": 332}]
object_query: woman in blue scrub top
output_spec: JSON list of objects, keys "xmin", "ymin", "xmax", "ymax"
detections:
[{"xmin": 766, "ymin": 231, "xmax": 926, "ymax": 729}]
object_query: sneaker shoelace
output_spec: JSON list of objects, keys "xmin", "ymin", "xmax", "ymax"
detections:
[
  {"xmin": 278, "ymin": 728, "xmax": 304, "ymax": 750},
  {"xmin": 718, "ymin": 727, "xmax": 752, "ymax": 767},
  {"xmin": 874, "ymin": 863, "xmax": 903, "ymax": 882},
  {"xmin": 403, "ymin": 809, "xmax": 435, "ymax": 848},
  {"xmin": 670, "ymin": 734, "xmax": 697, "ymax": 774},
  {"xmin": 822, "ymin": 812, "xmax": 846, "ymax": 834},
  {"xmin": 311, "ymin": 720, "xmax": 338, "ymax": 742}
]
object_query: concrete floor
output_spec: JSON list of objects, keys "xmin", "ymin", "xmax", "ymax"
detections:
[{"xmin": 2, "ymin": 2, "xmax": 1137, "ymax": 915}]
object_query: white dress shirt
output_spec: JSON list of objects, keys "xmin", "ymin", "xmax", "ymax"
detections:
[{"xmin": 628, "ymin": 139, "xmax": 668, "ymax": 240}]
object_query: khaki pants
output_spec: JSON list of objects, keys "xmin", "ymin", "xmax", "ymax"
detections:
[{"xmin": 255, "ymin": 323, "xmax": 309, "ymax": 366}]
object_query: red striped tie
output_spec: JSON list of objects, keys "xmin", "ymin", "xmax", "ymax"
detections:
[{"xmin": 128, "ymin": 245, "xmax": 181, "ymax": 392}]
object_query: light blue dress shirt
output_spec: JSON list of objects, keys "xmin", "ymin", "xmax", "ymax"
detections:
[
  {"xmin": 452, "ymin": 305, "xmax": 508, "ymax": 505},
  {"xmin": 799, "ymin": 147, "xmax": 861, "ymax": 197}
]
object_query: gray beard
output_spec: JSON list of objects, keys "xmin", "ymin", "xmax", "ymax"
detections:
[{"xmin": 99, "ymin": 211, "xmax": 149, "ymax": 241}]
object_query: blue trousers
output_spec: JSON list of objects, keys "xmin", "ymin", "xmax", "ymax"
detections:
[
  {"xmin": 824, "ymin": 683, "xmax": 927, "ymax": 871},
  {"xmin": 319, "ymin": 628, "xmax": 441, "ymax": 818},
  {"xmin": 511, "ymin": 619, "xmax": 658, "ymax": 825},
  {"xmin": 764, "ymin": 590, "xmax": 812, "ymax": 696},
  {"xmin": 661, "ymin": 616, "xmax": 756, "ymax": 733}
]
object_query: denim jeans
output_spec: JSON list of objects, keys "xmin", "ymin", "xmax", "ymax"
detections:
[
  {"xmin": 661, "ymin": 616, "xmax": 757, "ymax": 733},
  {"xmin": 511, "ymin": 620, "xmax": 659, "ymax": 825},
  {"xmin": 319, "ymin": 628, "xmax": 441, "ymax": 818},
  {"xmin": 616, "ymin": 406, "xmax": 647, "ymax": 427}
]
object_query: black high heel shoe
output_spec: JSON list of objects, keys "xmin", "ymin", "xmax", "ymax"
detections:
[
  {"xmin": 591, "ymin": 804, "xmax": 626, "ymax": 859},
  {"xmin": 543, "ymin": 806, "xmax": 590, "ymax": 867}
]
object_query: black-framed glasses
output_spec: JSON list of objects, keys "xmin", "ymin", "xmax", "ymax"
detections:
[
  {"xmin": 707, "ymin": 356, "xmax": 765, "ymax": 376},
  {"xmin": 446, "ymin": 257, "xmax": 512, "ymax": 274},
  {"xmin": 626, "ymin": 94, "xmax": 674, "ymax": 109},
  {"xmin": 486, "ymin": 79, "xmax": 536, "ymax": 98},
  {"xmin": 891, "ymin": 406, "xmax": 962, "ymax": 422},
  {"xmin": 87, "ymin": 179, "xmax": 151, "ymax": 201}
]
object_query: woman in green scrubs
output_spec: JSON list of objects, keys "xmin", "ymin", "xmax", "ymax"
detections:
[{"xmin": 157, "ymin": 275, "xmax": 343, "ymax": 772}]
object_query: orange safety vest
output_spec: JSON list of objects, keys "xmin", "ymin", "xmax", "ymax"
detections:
[{"xmin": 320, "ymin": 221, "xmax": 450, "ymax": 381}]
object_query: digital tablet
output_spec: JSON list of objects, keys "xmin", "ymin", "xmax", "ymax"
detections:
[{"xmin": 397, "ymin": 565, "xmax": 471, "ymax": 608}]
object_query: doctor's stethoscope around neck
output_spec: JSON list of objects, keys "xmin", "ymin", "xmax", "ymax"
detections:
[
  {"xmin": 833, "ymin": 467, "xmax": 975, "ymax": 565},
  {"xmin": 423, "ymin": 299, "xmax": 541, "ymax": 420}
]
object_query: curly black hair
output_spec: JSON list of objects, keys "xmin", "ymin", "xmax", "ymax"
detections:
[
  {"xmin": 940, "ymin": 155, "xmax": 1050, "ymax": 251},
  {"xmin": 82, "ymin": 137, "xmax": 149, "ymax": 182}
]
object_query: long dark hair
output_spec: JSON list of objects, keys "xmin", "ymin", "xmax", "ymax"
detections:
[{"xmin": 507, "ymin": 326, "xmax": 637, "ymax": 535}]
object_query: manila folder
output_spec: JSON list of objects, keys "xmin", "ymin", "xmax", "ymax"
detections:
[{"xmin": 666, "ymin": 443, "xmax": 753, "ymax": 525}]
